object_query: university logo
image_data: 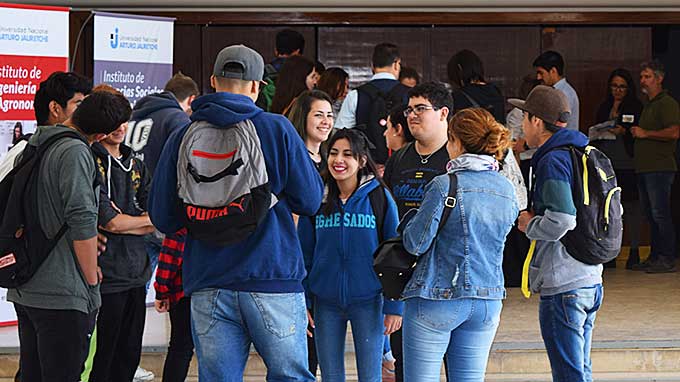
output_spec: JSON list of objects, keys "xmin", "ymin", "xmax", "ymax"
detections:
[{"xmin": 110, "ymin": 27, "xmax": 119, "ymax": 49}]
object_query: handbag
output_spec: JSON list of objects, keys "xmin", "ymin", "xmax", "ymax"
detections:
[{"xmin": 373, "ymin": 173, "xmax": 458, "ymax": 300}]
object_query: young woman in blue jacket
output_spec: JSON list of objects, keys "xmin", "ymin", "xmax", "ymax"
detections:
[
  {"xmin": 298, "ymin": 128, "xmax": 402, "ymax": 382},
  {"xmin": 401, "ymin": 108, "xmax": 519, "ymax": 382}
]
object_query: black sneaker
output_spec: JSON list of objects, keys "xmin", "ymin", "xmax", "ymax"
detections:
[
  {"xmin": 631, "ymin": 259, "xmax": 655, "ymax": 271},
  {"xmin": 645, "ymin": 262, "xmax": 677, "ymax": 274}
]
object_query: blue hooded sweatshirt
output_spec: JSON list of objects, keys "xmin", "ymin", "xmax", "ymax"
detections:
[
  {"xmin": 149, "ymin": 92, "xmax": 324, "ymax": 295},
  {"xmin": 527, "ymin": 128, "xmax": 603, "ymax": 296},
  {"xmin": 129, "ymin": 91, "xmax": 191, "ymax": 175},
  {"xmin": 297, "ymin": 177, "xmax": 404, "ymax": 316}
]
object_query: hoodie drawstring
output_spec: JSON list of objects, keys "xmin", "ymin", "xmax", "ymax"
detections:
[{"xmin": 106, "ymin": 156, "xmax": 134, "ymax": 199}]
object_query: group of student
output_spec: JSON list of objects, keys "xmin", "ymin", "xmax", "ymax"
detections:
[{"xmin": 3, "ymin": 27, "xmax": 645, "ymax": 382}]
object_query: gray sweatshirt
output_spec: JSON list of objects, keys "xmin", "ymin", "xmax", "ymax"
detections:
[{"xmin": 7, "ymin": 125, "xmax": 101, "ymax": 314}]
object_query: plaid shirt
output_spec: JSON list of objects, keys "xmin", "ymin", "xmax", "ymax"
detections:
[{"xmin": 154, "ymin": 229, "xmax": 187, "ymax": 305}]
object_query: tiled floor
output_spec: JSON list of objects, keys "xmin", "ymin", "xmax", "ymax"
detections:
[{"xmin": 0, "ymin": 264, "xmax": 677, "ymax": 354}]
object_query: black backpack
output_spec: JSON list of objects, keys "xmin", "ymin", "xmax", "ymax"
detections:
[
  {"xmin": 0, "ymin": 130, "xmax": 90, "ymax": 288},
  {"xmin": 532, "ymin": 145, "xmax": 623, "ymax": 265},
  {"xmin": 373, "ymin": 173, "xmax": 458, "ymax": 300},
  {"xmin": 356, "ymin": 82, "xmax": 409, "ymax": 165}
]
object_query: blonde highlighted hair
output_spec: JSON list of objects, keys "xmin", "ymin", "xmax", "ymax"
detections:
[{"xmin": 448, "ymin": 108, "xmax": 510, "ymax": 160}]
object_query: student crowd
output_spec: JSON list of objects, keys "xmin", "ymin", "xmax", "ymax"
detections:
[{"xmin": 2, "ymin": 27, "xmax": 678, "ymax": 382}]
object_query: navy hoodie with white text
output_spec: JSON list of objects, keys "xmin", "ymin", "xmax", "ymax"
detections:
[
  {"xmin": 128, "ymin": 92, "xmax": 191, "ymax": 175},
  {"xmin": 298, "ymin": 178, "xmax": 403, "ymax": 315}
]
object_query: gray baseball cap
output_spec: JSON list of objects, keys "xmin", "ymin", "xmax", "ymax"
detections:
[
  {"xmin": 212, "ymin": 45, "xmax": 265, "ymax": 81},
  {"xmin": 508, "ymin": 85, "xmax": 570, "ymax": 128}
]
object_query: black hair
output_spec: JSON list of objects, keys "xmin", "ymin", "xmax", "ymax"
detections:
[
  {"xmin": 605, "ymin": 68, "xmax": 638, "ymax": 105},
  {"xmin": 447, "ymin": 49, "xmax": 485, "ymax": 88},
  {"xmin": 276, "ymin": 29, "xmax": 305, "ymax": 55},
  {"xmin": 34, "ymin": 71, "xmax": 92, "ymax": 125},
  {"xmin": 72, "ymin": 91, "xmax": 132, "ymax": 136},
  {"xmin": 527, "ymin": 112, "xmax": 560, "ymax": 133},
  {"xmin": 372, "ymin": 43, "xmax": 400, "ymax": 69},
  {"xmin": 399, "ymin": 66, "xmax": 420, "ymax": 85},
  {"xmin": 388, "ymin": 103, "xmax": 414, "ymax": 143},
  {"xmin": 533, "ymin": 50, "xmax": 565, "ymax": 76},
  {"xmin": 321, "ymin": 129, "xmax": 387, "ymax": 216},
  {"xmin": 315, "ymin": 61, "xmax": 326, "ymax": 76},
  {"xmin": 270, "ymin": 55, "xmax": 315, "ymax": 114},
  {"xmin": 408, "ymin": 82, "xmax": 454, "ymax": 118}
]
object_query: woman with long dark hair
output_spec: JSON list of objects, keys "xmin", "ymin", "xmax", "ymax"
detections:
[
  {"xmin": 593, "ymin": 68, "xmax": 643, "ymax": 268},
  {"xmin": 287, "ymin": 89, "xmax": 334, "ymax": 171},
  {"xmin": 271, "ymin": 55, "xmax": 318, "ymax": 115},
  {"xmin": 297, "ymin": 129, "xmax": 402, "ymax": 381}
]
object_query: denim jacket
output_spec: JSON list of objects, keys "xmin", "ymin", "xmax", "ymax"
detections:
[{"xmin": 402, "ymin": 154, "xmax": 519, "ymax": 301}]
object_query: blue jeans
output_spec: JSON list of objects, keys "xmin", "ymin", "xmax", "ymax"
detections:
[
  {"xmin": 314, "ymin": 295, "xmax": 384, "ymax": 382},
  {"xmin": 637, "ymin": 172, "xmax": 676, "ymax": 264},
  {"xmin": 191, "ymin": 289, "xmax": 314, "ymax": 382},
  {"xmin": 402, "ymin": 298, "xmax": 502, "ymax": 382},
  {"xmin": 144, "ymin": 236, "xmax": 161, "ymax": 292},
  {"xmin": 539, "ymin": 284, "xmax": 603, "ymax": 382}
]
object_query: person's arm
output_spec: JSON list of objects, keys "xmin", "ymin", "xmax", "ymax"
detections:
[
  {"xmin": 279, "ymin": 121, "xmax": 324, "ymax": 216},
  {"xmin": 58, "ymin": 144, "xmax": 100, "ymax": 285},
  {"xmin": 402, "ymin": 177, "xmax": 447, "ymax": 256},
  {"xmin": 154, "ymin": 229, "xmax": 186, "ymax": 305},
  {"xmin": 149, "ymin": 127, "xmax": 186, "ymax": 234},
  {"xmin": 297, "ymin": 215, "xmax": 316, "ymax": 308},
  {"xmin": 73, "ymin": 237, "xmax": 99, "ymax": 285},
  {"xmin": 631, "ymin": 125, "xmax": 680, "ymax": 141},
  {"xmin": 101, "ymin": 214, "xmax": 154, "ymax": 235},
  {"xmin": 518, "ymin": 159, "xmax": 576, "ymax": 241},
  {"xmin": 334, "ymin": 89, "xmax": 358, "ymax": 129}
]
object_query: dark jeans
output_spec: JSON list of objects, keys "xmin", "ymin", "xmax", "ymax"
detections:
[
  {"xmin": 390, "ymin": 328, "xmax": 403, "ymax": 382},
  {"xmin": 162, "ymin": 297, "xmax": 195, "ymax": 382},
  {"xmin": 15, "ymin": 303, "xmax": 96, "ymax": 382},
  {"xmin": 638, "ymin": 172, "xmax": 676, "ymax": 264},
  {"xmin": 89, "ymin": 287, "xmax": 147, "ymax": 382}
]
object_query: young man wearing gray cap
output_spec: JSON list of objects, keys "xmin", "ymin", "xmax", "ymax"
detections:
[
  {"xmin": 514, "ymin": 85, "xmax": 603, "ymax": 382},
  {"xmin": 149, "ymin": 45, "xmax": 322, "ymax": 381}
]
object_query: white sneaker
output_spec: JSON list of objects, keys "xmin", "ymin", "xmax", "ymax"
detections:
[{"xmin": 133, "ymin": 367, "xmax": 155, "ymax": 382}]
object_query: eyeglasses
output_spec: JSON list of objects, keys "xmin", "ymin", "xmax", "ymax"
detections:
[
  {"xmin": 610, "ymin": 84, "xmax": 628, "ymax": 91},
  {"xmin": 404, "ymin": 105, "xmax": 439, "ymax": 117}
]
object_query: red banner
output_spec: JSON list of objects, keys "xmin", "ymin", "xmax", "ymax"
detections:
[{"xmin": 0, "ymin": 54, "xmax": 68, "ymax": 120}]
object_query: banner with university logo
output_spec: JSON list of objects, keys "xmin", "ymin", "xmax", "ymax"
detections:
[
  {"xmin": 0, "ymin": 2, "xmax": 69, "ymax": 325},
  {"xmin": 94, "ymin": 12, "xmax": 174, "ymax": 304},
  {"xmin": 0, "ymin": 3, "xmax": 69, "ymax": 162},
  {"xmin": 93, "ymin": 12, "xmax": 174, "ymax": 108}
]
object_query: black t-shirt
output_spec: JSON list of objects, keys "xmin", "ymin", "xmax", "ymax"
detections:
[{"xmin": 384, "ymin": 143, "xmax": 450, "ymax": 218}]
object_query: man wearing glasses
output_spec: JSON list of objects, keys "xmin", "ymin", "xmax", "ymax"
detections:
[{"xmin": 382, "ymin": 82, "xmax": 453, "ymax": 382}]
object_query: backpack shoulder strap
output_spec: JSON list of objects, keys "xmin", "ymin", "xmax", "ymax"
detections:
[
  {"xmin": 369, "ymin": 185, "xmax": 387, "ymax": 243},
  {"xmin": 459, "ymin": 88, "xmax": 481, "ymax": 108},
  {"xmin": 437, "ymin": 173, "xmax": 458, "ymax": 232}
]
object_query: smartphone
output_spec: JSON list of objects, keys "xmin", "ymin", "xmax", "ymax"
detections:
[{"xmin": 618, "ymin": 113, "xmax": 639, "ymax": 129}]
